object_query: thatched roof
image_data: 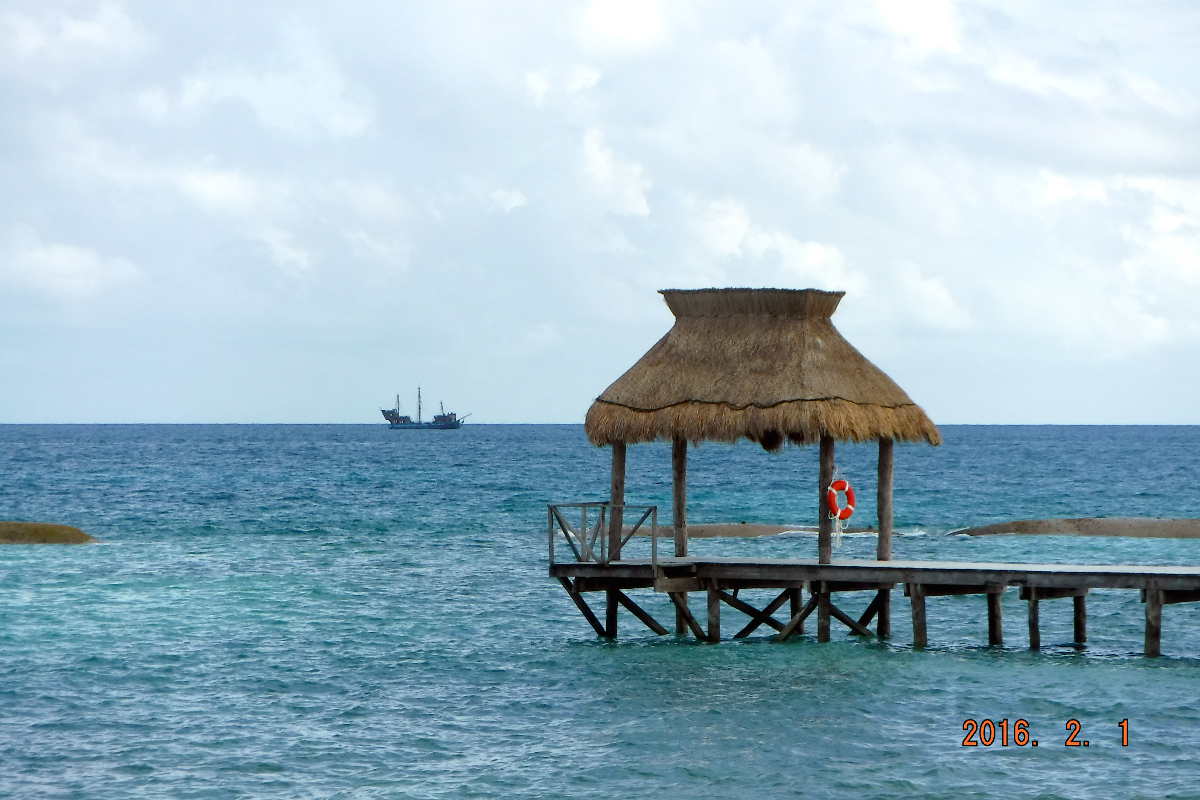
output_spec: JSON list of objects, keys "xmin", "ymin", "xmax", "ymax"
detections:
[{"xmin": 584, "ymin": 288, "xmax": 941, "ymax": 449}]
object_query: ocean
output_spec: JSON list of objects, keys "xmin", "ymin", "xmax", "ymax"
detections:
[{"xmin": 3, "ymin": 424, "xmax": 1200, "ymax": 799}]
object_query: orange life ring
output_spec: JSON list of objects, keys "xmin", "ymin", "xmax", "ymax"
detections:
[{"xmin": 826, "ymin": 479, "xmax": 855, "ymax": 521}]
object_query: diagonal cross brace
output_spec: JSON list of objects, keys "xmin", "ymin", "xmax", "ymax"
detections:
[
  {"xmin": 558, "ymin": 577, "xmax": 607, "ymax": 637},
  {"xmin": 719, "ymin": 589, "xmax": 791, "ymax": 637}
]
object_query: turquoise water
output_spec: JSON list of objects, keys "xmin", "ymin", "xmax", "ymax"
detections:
[{"xmin": 3, "ymin": 424, "xmax": 1200, "ymax": 798}]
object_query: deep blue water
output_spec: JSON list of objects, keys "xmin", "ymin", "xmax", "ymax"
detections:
[{"xmin": 3, "ymin": 424, "xmax": 1200, "ymax": 798}]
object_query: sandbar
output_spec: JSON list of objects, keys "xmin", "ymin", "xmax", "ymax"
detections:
[
  {"xmin": 629, "ymin": 522, "xmax": 874, "ymax": 538},
  {"xmin": 0, "ymin": 521, "xmax": 94, "ymax": 544},
  {"xmin": 952, "ymin": 517, "xmax": 1200, "ymax": 538}
]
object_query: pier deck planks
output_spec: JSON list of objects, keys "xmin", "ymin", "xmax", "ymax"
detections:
[{"xmin": 552, "ymin": 557, "xmax": 1200, "ymax": 591}]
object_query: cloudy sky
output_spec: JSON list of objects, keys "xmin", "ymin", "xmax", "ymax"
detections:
[{"xmin": 2, "ymin": 1, "xmax": 1197, "ymax": 423}]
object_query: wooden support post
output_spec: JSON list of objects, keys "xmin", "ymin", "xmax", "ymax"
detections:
[
  {"xmin": 1027, "ymin": 586, "xmax": 1040, "ymax": 650},
  {"xmin": 607, "ymin": 442, "xmax": 626, "ymax": 563},
  {"xmin": 818, "ymin": 435, "xmax": 835, "ymax": 564},
  {"xmin": 877, "ymin": 590, "xmax": 892, "ymax": 639},
  {"xmin": 987, "ymin": 587, "xmax": 1003, "ymax": 646},
  {"xmin": 817, "ymin": 583, "xmax": 831, "ymax": 643},
  {"xmin": 876, "ymin": 437, "xmax": 894, "ymax": 560},
  {"xmin": 1145, "ymin": 587, "xmax": 1163, "ymax": 657},
  {"xmin": 672, "ymin": 438, "xmax": 687, "ymax": 557},
  {"xmin": 789, "ymin": 587, "xmax": 802, "ymax": 620},
  {"xmin": 1073, "ymin": 592, "xmax": 1087, "ymax": 645},
  {"xmin": 672, "ymin": 437, "xmax": 688, "ymax": 635},
  {"xmin": 876, "ymin": 437, "xmax": 894, "ymax": 637},
  {"xmin": 605, "ymin": 589, "xmax": 618, "ymax": 638},
  {"xmin": 909, "ymin": 583, "xmax": 927, "ymax": 648},
  {"xmin": 707, "ymin": 584, "xmax": 720, "ymax": 643},
  {"xmin": 612, "ymin": 590, "xmax": 669, "ymax": 635}
]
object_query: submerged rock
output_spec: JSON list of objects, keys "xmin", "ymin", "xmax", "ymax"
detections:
[{"xmin": 0, "ymin": 521, "xmax": 95, "ymax": 544}]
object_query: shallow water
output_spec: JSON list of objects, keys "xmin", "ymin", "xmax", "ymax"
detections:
[{"xmin": 3, "ymin": 424, "xmax": 1199, "ymax": 798}]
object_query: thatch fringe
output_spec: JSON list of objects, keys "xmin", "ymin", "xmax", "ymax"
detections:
[{"xmin": 585, "ymin": 398, "xmax": 941, "ymax": 449}]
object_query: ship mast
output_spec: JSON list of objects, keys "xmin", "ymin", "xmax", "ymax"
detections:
[{"xmin": 417, "ymin": 386, "xmax": 422, "ymax": 424}]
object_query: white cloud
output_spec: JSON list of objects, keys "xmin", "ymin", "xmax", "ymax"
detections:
[
  {"xmin": 6, "ymin": 1, "xmax": 1200, "ymax": 423},
  {"xmin": 0, "ymin": 3, "xmax": 149, "ymax": 69},
  {"xmin": 873, "ymin": 0, "xmax": 961, "ymax": 56},
  {"xmin": 696, "ymin": 199, "xmax": 751, "ymax": 258},
  {"xmin": 1, "ymin": 226, "xmax": 138, "ymax": 299},
  {"xmin": 521, "ymin": 322, "xmax": 561, "ymax": 351},
  {"xmin": 1035, "ymin": 170, "xmax": 1109, "ymax": 207},
  {"xmin": 1118, "ymin": 177, "xmax": 1200, "ymax": 290},
  {"xmin": 490, "ymin": 188, "xmax": 528, "ymax": 213},
  {"xmin": 176, "ymin": 168, "xmax": 267, "ymax": 216},
  {"xmin": 986, "ymin": 54, "xmax": 1106, "ymax": 104},
  {"xmin": 773, "ymin": 142, "xmax": 845, "ymax": 202},
  {"xmin": 524, "ymin": 65, "xmax": 601, "ymax": 107},
  {"xmin": 691, "ymin": 199, "xmax": 861, "ymax": 292},
  {"xmin": 177, "ymin": 30, "xmax": 373, "ymax": 138},
  {"xmin": 524, "ymin": 71, "xmax": 550, "ymax": 106},
  {"xmin": 255, "ymin": 228, "xmax": 313, "ymax": 279},
  {"xmin": 892, "ymin": 264, "xmax": 971, "ymax": 330},
  {"xmin": 581, "ymin": 129, "xmax": 651, "ymax": 216},
  {"xmin": 577, "ymin": 0, "xmax": 668, "ymax": 54},
  {"xmin": 336, "ymin": 179, "xmax": 410, "ymax": 222},
  {"xmin": 345, "ymin": 230, "xmax": 411, "ymax": 269},
  {"xmin": 566, "ymin": 65, "xmax": 602, "ymax": 93},
  {"xmin": 743, "ymin": 232, "xmax": 859, "ymax": 292}
]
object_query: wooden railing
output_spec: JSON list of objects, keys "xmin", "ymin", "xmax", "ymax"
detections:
[{"xmin": 547, "ymin": 502, "xmax": 658, "ymax": 564}]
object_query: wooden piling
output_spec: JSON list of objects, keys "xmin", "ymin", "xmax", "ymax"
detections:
[
  {"xmin": 1145, "ymin": 587, "xmax": 1163, "ymax": 657},
  {"xmin": 1073, "ymin": 592, "xmax": 1087, "ymax": 645},
  {"xmin": 817, "ymin": 582, "xmax": 831, "ymax": 642},
  {"xmin": 1027, "ymin": 587, "xmax": 1040, "ymax": 650},
  {"xmin": 707, "ymin": 584, "xmax": 720, "ymax": 643},
  {"xmin": 818, "ymin": 435, "xmax": 834, "ymax": 564},
  {"xmin": 876, "ymin": 437, "xmax": 894, "ymax": 637},
  {"xmin": 672, "ymin": 437, "xmax": 688, "ymax": 634},
  {"xmin": 605, "ymin": 589, "xmax": 618, "ymax": 638},
  {"xmin": 876, "ymin": 438, "xmax": 894, "ymax": 560},
  {"xmin": 909, "ymin": 583, "xmax": 927, "ymax": 647},
  {"xmin": 607, "ymin": 442, "xmax": 626, "ymax": 562},
  {"xmin": 876, "ymin": 590, "xmax": 892, "ymax": 639},
  {"xmin": 987, "ymin": 587, "xmax": 1003, "ymax": 646}
]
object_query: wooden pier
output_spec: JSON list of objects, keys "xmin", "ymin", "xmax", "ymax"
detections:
[
  {"xmin": 560, "ymin": 287, "xmax": 1193, "ymax": 658},
  {"xmin": 551, "ymin": 554, "xmax": 1200, "ymax": 657}
]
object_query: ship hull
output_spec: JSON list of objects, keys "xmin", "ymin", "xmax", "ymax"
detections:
[{"xmin": 387, "ymin": 420, "xmax": 464, "ymax": 430}]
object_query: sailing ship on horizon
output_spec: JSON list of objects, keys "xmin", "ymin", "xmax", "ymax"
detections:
[{"xmin": 382, "ymin": 387, "xmax": 469, "ymax": 429}]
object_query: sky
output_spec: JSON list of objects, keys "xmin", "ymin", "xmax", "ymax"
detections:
[{"xmin": 1, "ymin": 1, "xmax": 1198, "ymax": 424}]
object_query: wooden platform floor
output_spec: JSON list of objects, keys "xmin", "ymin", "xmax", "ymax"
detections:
[{"xmin": 552, "ymin": 557, "xmax": 1200, "ymax": 591}]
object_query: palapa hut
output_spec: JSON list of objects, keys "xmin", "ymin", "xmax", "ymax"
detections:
[{"xmin": 583, "ymin": 287, "xmax": 940, "ymax": 638}]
